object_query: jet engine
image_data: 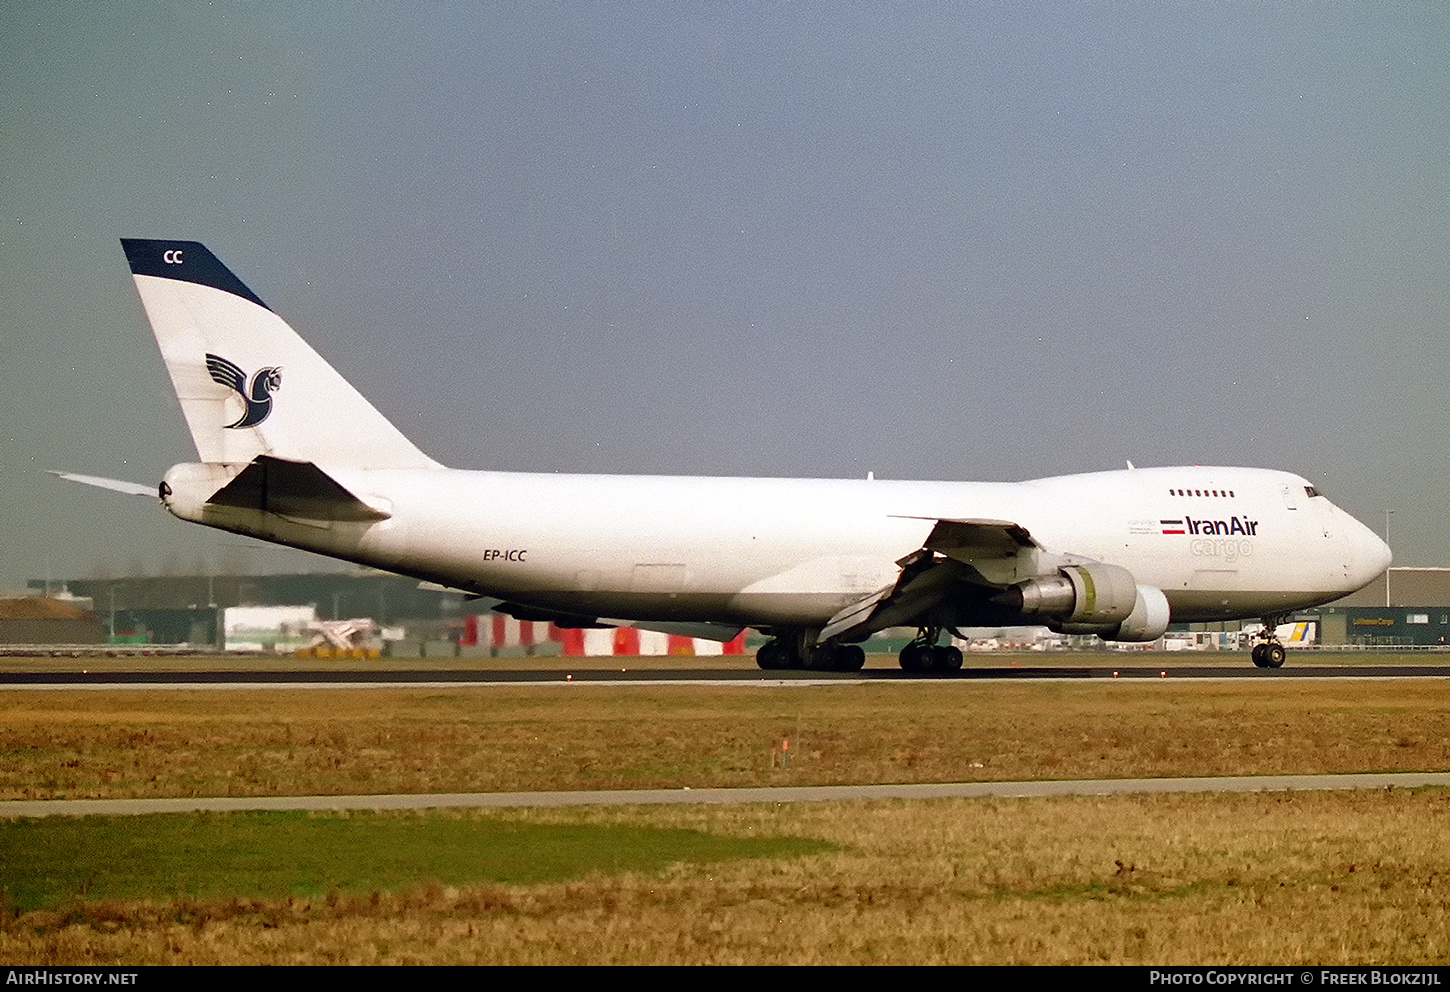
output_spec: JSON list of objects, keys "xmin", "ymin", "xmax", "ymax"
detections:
[
  {"xmin": 1098, "ymin": 583, "xmax": 1171, "ymax": 642},
  {"xmin": 998, "ymin": 563, "xmax": 1170, "ymax": 642}
]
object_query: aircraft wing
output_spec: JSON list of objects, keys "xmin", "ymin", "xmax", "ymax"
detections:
[
  {"xmin": 819, "ymin": 517, "xmax": 1041, "ymax": 643},
  {"xmin": 601, "ymin": 618, "xmax": 746, "ymax": 643},
  {"xmin": 913, "ymin": 517, "xmax": 1038, "ymax": 566}
]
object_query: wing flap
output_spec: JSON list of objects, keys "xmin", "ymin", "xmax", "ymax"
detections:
[
  {"xmin": 822, "ymin": 517, "xmax": 1042, "ymax": 642},
  {"xmin": 916, "ymin": 518, "xmax": 1038, "ymax": 558},
  {"xmin": 902, "ymin": 516, "xmax": 1043, "ymax": 586},
  {"xmin": 820, "ymin": 584, "xmax": 894, "ymax": 642}
]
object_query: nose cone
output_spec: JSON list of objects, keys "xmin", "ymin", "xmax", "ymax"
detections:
[{"xmin": 1344, "ymin": 512, "xmax": 1392, "ymax": 592}]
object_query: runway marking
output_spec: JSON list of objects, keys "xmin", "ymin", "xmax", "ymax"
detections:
[{"xmin": 5, "ymin": 772, "xmax": 1448, "ymax": 818}]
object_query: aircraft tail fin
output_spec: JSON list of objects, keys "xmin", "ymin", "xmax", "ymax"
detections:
[{"xmin": 120, "ymin": 239, "xmax": 440, "ymax": 469}]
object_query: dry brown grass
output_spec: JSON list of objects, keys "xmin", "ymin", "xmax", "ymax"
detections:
[
  {"xmin": 3, "ymin": 668, "xmax": 1449, "ymax": 964},
  {"xmin": 3, "ymin": 678, "xmax": 1449, "ymax": 800},
  {"xmin": 3, "ymin": 791, "xmax": 1448, "ymax": 964}
]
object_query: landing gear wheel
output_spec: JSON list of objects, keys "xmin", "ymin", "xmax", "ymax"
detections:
[
  {"xmin": 809, "ymin": 644, "xmax": 866, "ymax": 671},
  {"xmin": 835, "ymin": 645, "xmax": 866, "ymax": 671},
  {"xmin": 936, "ymin": 645, "xmax": 963, "ymax": 671},
  {"xmin": 1250, "ymin": 642, "xmax": 1286, "ymax": 669},
  {"xmin": 899, "ymin": 641, "xmax": 933, "ymax": 672},
  {"xmin": 762, "ymin": 631, "xmax": 855, "ymax": 671},
  {"xmin": 899, "ymin": 630, "xmax": 962, "ymax": 674},
  {"xmin": 1250, "ymin": 615, "xmax": 1290, "ymax": 670},
  {"xmin": 756, "ymin": 640, "xmax": 790, "ymax": 670},
  {"xmin": 805, "ymin": 645, "xmax": 838, "ymax": 671}
]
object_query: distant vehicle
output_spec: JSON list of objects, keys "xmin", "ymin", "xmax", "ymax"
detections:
[
  {"xmin": 288, "ymin": 618, "xmax": 383, "ymax": 659},
  {"xmin": 1240, "ymin": 621, "xmax": 1318, "ymax": 648},
  {"xmin": 58, "ymin": 240, "xmax": 1390, "ymax": 671}
]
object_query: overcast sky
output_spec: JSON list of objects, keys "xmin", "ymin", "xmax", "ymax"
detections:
[{"xmin": 3, "ymin": 2, "xmax": 1447, "ymax": 592}]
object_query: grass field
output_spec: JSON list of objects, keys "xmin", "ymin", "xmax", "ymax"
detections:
[
  {"xmin": 0, "ymin": 809, "xmax": 832, "ymax": 911},
  {"xmin": 2, "ymin": 653, "xmax": 1448, "ymax": 964}
]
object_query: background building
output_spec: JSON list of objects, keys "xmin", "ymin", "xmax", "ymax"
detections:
[
  {"xmin": 13, "ymin": 567, "xmax": 1450, "ymax": 651},
  {"xmin": 0, "ymin": 596, "xmax": 103, "ymax": 644},
  {"xmin": 23, "ymin": 570, "xmax": 465, "ymax": 649},
  {"xmin": 1314, "ymin": 568, "xmax": 1450, "ymax": 647}
]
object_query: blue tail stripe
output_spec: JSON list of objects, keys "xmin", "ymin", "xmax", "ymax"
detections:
[{"xmin": 120, "ymin": 239, "xmax": 271, "ymax": 312}]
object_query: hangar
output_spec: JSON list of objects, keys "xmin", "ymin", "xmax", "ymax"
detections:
[{"xmin": 1315, "ymin": 568, "xmax": 1450, "ymax": 647}]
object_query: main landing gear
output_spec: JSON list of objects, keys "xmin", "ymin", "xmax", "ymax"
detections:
[
  {"xmin": 755, "ymin": 626, "xmax": 965, "ymax": 674},
  {"xmin": 756, "ymin": 631, "xmax": 866, "ymax": 672},
  {"xmin": 898, "ymin": 627, "xmax": 963, "ymax": 673},
  {"xmin": 1250, "ymin": 615, "xmax": 1288, "ymax": 669}
]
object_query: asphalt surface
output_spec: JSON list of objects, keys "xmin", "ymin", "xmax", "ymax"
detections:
[
  {"xmin": 5, "ymin": 772, "xmax": 1450, "ymax": 818},
  {"xmin": 6, "ymin": 663, "xmax": 1450, "ymax": 686}
]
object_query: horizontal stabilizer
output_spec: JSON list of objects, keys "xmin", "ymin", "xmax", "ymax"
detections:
[
  {"xmin": 51, "ymin": 472, "xmax": 156, "ymax": 498},
  {"xmin": 206, "ymin": 456, "xmax": 390, "ymax": 521}
]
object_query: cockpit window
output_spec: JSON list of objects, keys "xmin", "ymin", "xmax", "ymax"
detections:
[{"xmin": 1305, "ymin": 485, "xmax": 1322, "ymax": 498}]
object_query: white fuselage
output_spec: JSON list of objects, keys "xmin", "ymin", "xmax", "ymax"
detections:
[
  {"xmin": 163, "ymin": 462, "xmax": 1391, "ymax": 631},
  {"xmin": 111, "ymin": 240, "xmax": 1392, "ymax": 649}
]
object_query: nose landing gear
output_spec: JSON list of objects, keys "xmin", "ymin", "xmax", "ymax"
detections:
[
  {"xmin": 1250, "ymin": 641, "xmax": 1286, "ymax": 668},
  {"xmin": 1250, "ymin": 615, "xmax": 1289, "ymax": 668}
]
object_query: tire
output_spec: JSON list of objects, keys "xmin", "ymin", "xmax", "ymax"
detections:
[
  {"xmin": 756, "ymin": 641, "xmax": 787, "ymax": 670},
  {"xmin": 899, "ymin": 642, "xmax": 929, "ymax": 672}
]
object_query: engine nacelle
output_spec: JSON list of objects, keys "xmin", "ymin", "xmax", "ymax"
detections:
[
  {"xmin": 1103, "ymin": 583, "xmax": 1171, "ymax": 642},
  {"xmin": 1002, "ymin": 563, "xmax": 1170, "ymax": 642},
  {"xmin": 1009, "ymin": 562, "xmax": 1138, "ymax": 625}
]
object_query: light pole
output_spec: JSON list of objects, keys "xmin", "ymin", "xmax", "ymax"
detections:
[{"xmin": 1382, "ymin": 509, "xmax": 1395, "ymax": 608}]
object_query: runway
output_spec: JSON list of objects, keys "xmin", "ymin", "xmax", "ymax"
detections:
[
  {"xmin": 5, "ymin": 771, "xmax": 1449, "ymax": 818},
  {"xmin": 4, "ymin": 662, "xmax": 1450, "ymax": 687}
]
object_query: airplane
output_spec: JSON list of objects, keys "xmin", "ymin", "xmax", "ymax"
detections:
[{"xmin": 58, "ymin": 239, "xmax": 1392, "ymax": 671}]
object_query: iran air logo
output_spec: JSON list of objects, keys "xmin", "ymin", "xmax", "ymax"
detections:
[
  {"xmin": 206, "ymin": 353, "xmax": 281, "ymax": 428},
  {"xmin": 1159, "ymin": 518, "xmax": 1259, "ymax": 536}
]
